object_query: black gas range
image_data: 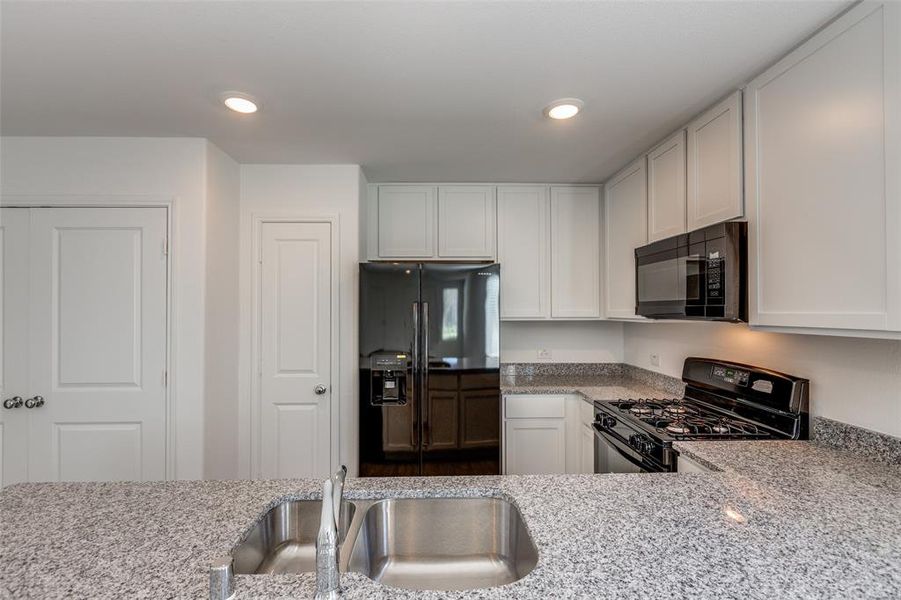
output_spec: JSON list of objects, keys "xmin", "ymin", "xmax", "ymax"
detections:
[{"xmin": 593, "ymin": 357, "xmax": 809, "ymax": 473}]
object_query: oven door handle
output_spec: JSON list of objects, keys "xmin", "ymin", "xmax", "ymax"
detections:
[{"xmin": 593, "ymin": 424, "xmax": 660, "ymax": 472}]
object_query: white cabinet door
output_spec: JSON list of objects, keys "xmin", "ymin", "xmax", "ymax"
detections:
[
  {"xmin": 647, "ymin": 130, "xmax": 687, "ymax": 242},
  {"xmin": 745, "ymin": 1, "xmax": 900, "ymax": 332},
  {"xmin": 687, "ymin": 90, "xmax": 743, "ymax": 230},
  {"xmin": 1, "ymin": 208, "xmax": 30, "ymax": 486},
  {"xmin": 504, "ymin": 418, "xmax": 566, "ymax": 475},
  {"xmin": 580, "ymin": 423, "xmax": 595, "ymax": 474},
  {"xmin": 497, "ymin": 186, "xmax": 549, "ymax": 319},
  {"xmin": 259, "ymin": 222, "xmax": 333, "ymax": 479},
  {"xmin": 438, "ymin": 186, "xmax": 496, "ymax": 258},
  {"xmin": 377, "ymin": 185, "xmax": 436, "ymax": 258},
  {"xmin": 550, "ymin": 186, "xmax": 601, "ymax": 318},
  {"xmin": 27, "ymin": 208, "xmax": 168, "ymax": 482},
  {"xmin": 604, "ymin": 158, "xmax": 647, "ymax": 319}
]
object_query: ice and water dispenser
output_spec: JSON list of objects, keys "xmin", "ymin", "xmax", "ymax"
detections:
[{"xmin": 369, "ymin": 352, "xmax": 408, "ymax": 406}]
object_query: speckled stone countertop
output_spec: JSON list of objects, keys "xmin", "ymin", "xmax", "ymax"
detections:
[
  {"xmin": 501, "ymin": 364, "xmax": 684, "ymax": 404},
  {"xmin": 2, "ymin": 440, "xmax": 900, "ymax": 599}
]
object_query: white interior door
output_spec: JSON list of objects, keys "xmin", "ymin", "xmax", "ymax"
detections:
[
  {"xmin": 1, "ymin": 208, "xmax": 30, "ymax": 486},
  {"xmin": 259, "ymin": 221, "xmax": 332, "ymax": 479},
  {"xmin": 27, "ymin": 207, "xmax": 168, "ymax": 482}
]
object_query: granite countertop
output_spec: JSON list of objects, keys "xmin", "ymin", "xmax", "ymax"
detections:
[
  {"xmin": 2, "ymin": 441, "xmax": 900, "ymax": 599},
  {"xmin": 500, "ymin": 366, "xmax": 685, "ymax": 404}
]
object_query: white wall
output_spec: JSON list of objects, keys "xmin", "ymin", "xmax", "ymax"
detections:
[
  {"xmin": 623, "ymin": 321, "xmax": 901, "ymax": 437},
  {"xmin": 238, "ymin": 164, "xmax": 363, "ymax": 477},
  {"xmin": 203, "ymin": 142, "xmax": 241, "ymax": 479},
  {"xmin": 501, "ymin": 321, "xmax": 624, "ymax": 363},
  {"xmin": 0, "ymin": 136, "xmax": 212, "ymax": 479}
]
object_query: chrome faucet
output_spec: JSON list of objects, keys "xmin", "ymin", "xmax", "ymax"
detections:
[{"xmin": 315, "ymin": 465, "xmax": 347, "ymax": 600}]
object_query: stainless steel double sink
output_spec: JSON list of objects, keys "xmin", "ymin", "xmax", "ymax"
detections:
[{"xmin": 232, "ymin": 496, "xmax": 539, "ymax": 591}]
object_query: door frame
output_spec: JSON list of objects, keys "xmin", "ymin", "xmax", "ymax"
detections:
[
  {"xmin": 249, "ymin": 214, "xmax": 341, "ymax": 479},
  {"xmin": 0, "ymin": 195, "xmax": 175, "ymax": 480}
]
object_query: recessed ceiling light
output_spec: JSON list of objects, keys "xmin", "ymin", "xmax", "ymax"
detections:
[
  {"xmin": 222, "ymin": 93, "xmax": 259, "ymax": 114},
  {"xmin": 544, "ymin": 98, "xmax": 584, "ymax": 120}
]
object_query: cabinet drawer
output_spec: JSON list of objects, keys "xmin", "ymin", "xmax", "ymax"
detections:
[{"xmin": 504, "ymin": 394, "xmax": 566, "ymax": 419}]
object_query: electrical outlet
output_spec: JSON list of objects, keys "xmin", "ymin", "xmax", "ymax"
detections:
[
  {"xmin": 537, "ymin": 348, "xmax": 552, "ymax": 360},
  {"xmin": 650, "ymin": 353, "xmax": 660, "ymax": 367}
]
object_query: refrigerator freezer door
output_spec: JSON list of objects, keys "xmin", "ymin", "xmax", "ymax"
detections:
[
  {"xmin": 420, "ymin": 263, "xmax": 501, "ymax": 476},
  {"xmin": 359, "ymin": 263, "xmax": 421, "ymax": 476}
]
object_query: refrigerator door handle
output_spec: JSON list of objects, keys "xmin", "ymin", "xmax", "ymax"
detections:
[
  {"xmin": 421, "ymin": 301, "xmax": 430, "ymax": 449},
  {"xmin": 411, "ymin": 302, "xmax": 420, "ymax": 447}
]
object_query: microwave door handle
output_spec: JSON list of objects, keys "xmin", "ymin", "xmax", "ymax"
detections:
[{"xmin": 593, "ymin": 424, "xmax": 654, "ymax": 472}]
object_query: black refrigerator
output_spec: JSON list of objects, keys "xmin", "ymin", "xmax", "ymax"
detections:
[{"xmin": 359, "ymin": 262, "xmax": 501, "ymax": 477}]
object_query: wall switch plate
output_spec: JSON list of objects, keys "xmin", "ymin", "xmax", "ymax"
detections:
[
  {"xmin": 537, "ymin": 349, "xmax": 552, "ymax": 360},
  {"xmin": 650, "ymin": 353, "xmax": 660, "ymax": 367}
]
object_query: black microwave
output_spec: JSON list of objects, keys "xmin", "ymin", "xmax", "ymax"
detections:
[{"xmin": 634, "ymin": 222, "xmax": 747, "ymax": 321}]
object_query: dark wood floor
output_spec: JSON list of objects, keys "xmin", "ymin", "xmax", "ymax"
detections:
[{"xmin": 360, "ymin": 459, "xmax": 499, "ymax": 477}]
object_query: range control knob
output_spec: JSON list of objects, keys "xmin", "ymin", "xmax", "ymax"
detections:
[
  {"xmin": 598, "ymin": 415, "xmax": 617, "ymax": 429},
  {"xmin": 629, "ymin": 434, "xmax": 653, "ymax": 455}
]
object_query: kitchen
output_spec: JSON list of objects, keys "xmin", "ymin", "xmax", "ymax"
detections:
[{"xmin": 1, "ymin": 0, "xmax": 899, "ymax": 598}]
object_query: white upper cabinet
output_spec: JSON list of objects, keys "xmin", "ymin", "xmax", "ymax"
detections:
[
  {"xmin": 550, "ymin": 186, "xmax": 602, "ymax": 319},
  {"xmin": 745, "ymin": 1, "xmax": 900, "ymax": 334},
  {"xmin": 604, "ymin": 157, "xmax": 647, "ymax": 320},
  {"xmin": 497, "ymin": 185, "xmax": 550, "ymax": 319},
  {"xmin": 687, "ymin": 90, "xmax": 743, "ymax": 230},
  {"xmin": 376, "ymin": 185, "xmax": 437, "ymax": 258},
  {"xmin": 647, "ymin": 130, "xmax": 687, "ymax": 242},
  {"xmin": 370, "ymin": 185, "xmax": 496, "ymax": 260},
  {"xmin": 438, "ymin": 186, "xmax": 496, "ymax": 258}
]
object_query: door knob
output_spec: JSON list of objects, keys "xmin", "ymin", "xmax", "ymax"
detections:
[
  {"xmin": 314, "ymin": 385, "xmax": 328, "ymax": 395},
  {"xmin": 24, "ymin": 396, "xmax": 45, "ymax": 409},
  {"xmin": 3, "ymin": 396, "xmax": 23, "ymax": 409}
]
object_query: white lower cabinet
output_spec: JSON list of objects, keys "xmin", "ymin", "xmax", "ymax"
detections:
[
  {"xmin": 504, "ymin": 394, "xmax": 594, "ymax": 475},
  {"xmin": 504, "ymin": 419, "xmax": 566, "ymax": 475},
  {"xmin": 580, "ymin": 423, "xmax": 595, "ymax": 474}
]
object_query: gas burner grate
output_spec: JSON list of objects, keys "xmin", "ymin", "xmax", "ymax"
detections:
[{"xmin": 656, "ymin": 416, "xmax": 766, "ymax": 439}]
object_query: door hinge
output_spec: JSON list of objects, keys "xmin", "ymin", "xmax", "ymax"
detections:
[
  {"xmin": 162, "ymin": 238, "xmax": 169, "ymax": 257},
  {"xmin": 163, "ymin": 370, "xmax": 168, "ymax": 387}
]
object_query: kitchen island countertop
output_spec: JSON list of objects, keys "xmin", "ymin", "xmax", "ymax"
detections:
[{"xmin": 2, "ymin": 438, "xmax": 900, "ymax": 599}]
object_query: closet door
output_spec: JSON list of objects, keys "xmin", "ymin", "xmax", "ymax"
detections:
[
  {"xmin": 27, "ymin": 207, "xmax": 169, "ymax": 482},
  {"xmin": 1, "ymin": 208, "xmax": 30, "ymax": 486}
]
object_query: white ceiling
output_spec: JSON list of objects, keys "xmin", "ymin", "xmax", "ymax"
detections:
[{"xmin": 1, "ymin": 0, "xmax": 850, "ymax": 182}]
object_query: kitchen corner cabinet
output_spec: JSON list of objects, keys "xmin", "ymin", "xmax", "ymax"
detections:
[
  {"xmin": 647, "ymin": 130, "xmax": 687, "ymax": 242},
  {"xmin": 497, "ymin": 185, "xmax": 550, "ymax": 319},
  {"xmin": 745, "ymin": 1, "xmax": 901, "ymax": 335},
  {"xmin": 497, "ymin": 185, "xmax": 602, "ymax": 321},
  {"xmin": 604, "ymin": 157, "xmax": 647, "ymax": 320},
  {"xmin": 550, "ymin": 186, "xmax": 602, "ymax": 318},
  {"xmin": 370, "ymin": 184, "xmax": 495, "ymax": 260},
  {"xmin": 687, "ymin": 90, "xmax": 743, "ymax": 230}
]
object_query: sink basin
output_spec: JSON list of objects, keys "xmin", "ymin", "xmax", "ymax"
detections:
[
  {"xmin": 346, "ymin": 497, "xmax": 538, "ymax": 590},
  {"xmin": 232, "ymin": 499, "xmax": 356, "ymax": 574}
]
